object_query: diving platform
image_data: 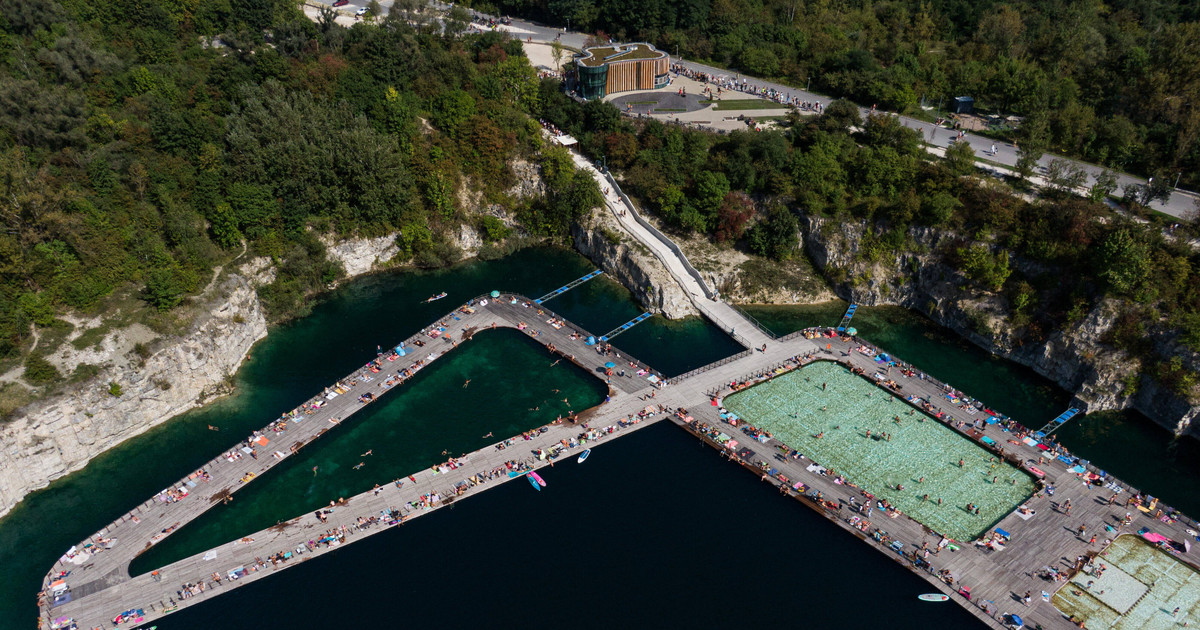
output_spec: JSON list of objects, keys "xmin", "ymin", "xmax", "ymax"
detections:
[
  {"xmin": 598, "ymin": 312, "xmax": 653, "ymax": 342},
  {"xmin": 1034, "ymin": 407, "xmax": 1081, "ymax": 438},
  {"xmin": 534, "ymin": 269, "xmax": 603, "ymax": 304},
  {"xmin": 837, "ymin": 303, "xmax": 858, "ymax": 332}
]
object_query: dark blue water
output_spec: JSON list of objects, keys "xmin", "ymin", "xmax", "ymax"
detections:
[
  {"xmin": 5, "ymin": 246, "xmax": 1195, "ymax": 630},
  {"xmin": 154, "ymin": 422, "xmax": 986, "ymax": 630}
]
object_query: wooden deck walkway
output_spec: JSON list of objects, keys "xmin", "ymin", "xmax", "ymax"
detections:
[
  {"xmin": 40, "ymin": 294, "xmax": 682, "ymax": 629},
  {"xmin": 38, "ymin": 304, "xmax": 1199, "ymax": 630},
  {"xmin": 673, "ymin": 333, "xmax": 1200, "ymax": 630}
]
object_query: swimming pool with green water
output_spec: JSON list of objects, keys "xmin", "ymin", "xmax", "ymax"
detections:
[{"xmin": 723, "ymin": 361, "xmax": 1035, "ymax": 541}]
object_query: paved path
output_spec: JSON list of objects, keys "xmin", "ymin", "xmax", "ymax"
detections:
[
  {"xmin": 562, "ymin": 139, "xmax": 774, "ymax": 350},
  {"xmin": 39, "ymin": 305, "xmax": 1200, "ymax": 630},
  {"xmin": 304, "ymin": 1, "xmax": 1197, "ymax": 217},
  {"xmin": 655, "ymin": 62, "xmax": 1195, "ymax": 220},
  {"xmin": 421, "ymin": 0, "xmax": 1197, "ymax": 219},
  {"xmin": 40, "ymin": 294, "xmax": 683, "ymax": 629}
]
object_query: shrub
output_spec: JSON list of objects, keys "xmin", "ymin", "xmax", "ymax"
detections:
[{"xmin": 23, "ymin": 354, "xmax": 61, "ymax": 385}]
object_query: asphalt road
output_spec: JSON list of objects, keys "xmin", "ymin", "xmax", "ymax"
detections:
[{"xmin": 320, "ymin": 0, "xmax": 1196, "ymax": 220}]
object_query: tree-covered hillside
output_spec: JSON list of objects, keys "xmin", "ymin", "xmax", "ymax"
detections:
[
  {"xmin": 491, "ymin": 0, "xmax": 1200, "ymax": 188},
  {"xmin": 536, "ymin": 87, "xmax": 1200, "ymax": 402},
  {"xmin": 0, "ymin": 0, "xmax": 597, "ymax": 392}
]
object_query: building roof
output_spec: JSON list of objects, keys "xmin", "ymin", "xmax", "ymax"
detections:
[{"xmin": 576, "ymin": 43, "xmax": 666, "ymax": 67}]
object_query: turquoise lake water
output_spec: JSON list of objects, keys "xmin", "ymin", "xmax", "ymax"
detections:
[{"xmin": 0, "ymin": 246, "xmax": 1196, "ymax": 630}]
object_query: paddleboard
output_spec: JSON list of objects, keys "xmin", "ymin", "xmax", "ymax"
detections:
[
  {"xmin": 918, "ymin": 594, "xmax": 949, "ymax": 602},
  {"xmin": 578, "ymin": 449, "xmax": 591, "ymax": 464},
  {"xmin": 526, "ymin": 474, "xmax": 540, "ymax": 491},
  {"xmin": 529, "ymin": 471, "xmax": 546, "ymax": 487}
]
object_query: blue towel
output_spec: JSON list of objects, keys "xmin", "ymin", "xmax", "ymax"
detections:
[{"xmin": 981, "ymin": 436, "xmax": 996, "ymax": 445}]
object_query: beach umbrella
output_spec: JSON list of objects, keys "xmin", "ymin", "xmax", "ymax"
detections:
[
  {"xmin": 1008, "ymin": 614, "xmax": 1024, "ymax": 628},
  {"xmin": 490, "ymin": 290, "xmax": 500, "ymax": 298},
  {"xmin": 846, "ymin": 327, "xmax": 858, "ymax": 336},
  {"xmin": 604, "ymin": 361, "xmax": 616, "ymax": 368}
]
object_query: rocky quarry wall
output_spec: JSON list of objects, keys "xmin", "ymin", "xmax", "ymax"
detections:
[
  {"xmin": 0, "ymin": 155, "xmax": 558, "ymax": 518},
  {"xmin": 572, "ymin": 204, "xmax": 698, "ymax": 320},
  {"xmin": 0, "ymin": 275, "xmax": 268, "ymax": 519},
  {"xmin": 801, "ymin": 214, "xmax": 1200, "ymax": 438}
]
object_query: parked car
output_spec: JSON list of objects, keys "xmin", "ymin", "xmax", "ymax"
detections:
[
  {"xmin": 355, "ymin": 6, "xmax": 369, "ymax": 15},
  {"xmin": 331, "ymin": 0, "xmax": 348, "ymax": 6}
]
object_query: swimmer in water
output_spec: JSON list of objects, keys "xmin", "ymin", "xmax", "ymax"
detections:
[{"xmin": 361, "ymin": 450, "xmax": 373, "ymax": 457}]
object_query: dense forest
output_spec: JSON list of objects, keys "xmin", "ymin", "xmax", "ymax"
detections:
[
  {"xmin": 0, "ymin": 0, "xmax": 597, "ymax": 396},
  {"xmin": 489, "ymin": 0, "xmax": 1200, "ymax": 189},
  {"xmin": 534, "ymin": 88, "xmax": 1200, "ymax": 400}
]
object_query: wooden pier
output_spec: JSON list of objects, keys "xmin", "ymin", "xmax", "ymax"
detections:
[{"xmin": 39, "ymin": 301, "xmax": 1199, "ymax": 630}]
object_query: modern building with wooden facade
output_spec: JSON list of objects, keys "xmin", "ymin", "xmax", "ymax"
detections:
[{"xmin": 575, "ymin": 43, "xmax": 669, "ymax": 99}]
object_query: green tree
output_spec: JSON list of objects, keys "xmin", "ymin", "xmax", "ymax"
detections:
[
  {"xmin": 739, "ymin": 47, "xmax": 781, "ymax": 77},
  {"xmin": 144, "ymin": 268, "xmax": 185, "ymax": 311},
  {"xmin": 919, "ymin": 191, "xmax": 960, "ymax": 225},
  {"xmin": 365, "ymin": 0, "xmax": 383, "ymax": 20},
  {"xmin": 1096, "ymin": 228, "xmax": 1149, "ymax": 296},
  {"xmin": 816, "ymin": 99, "xmax": 862, "ymax": 135},
  {"xmin": 944, "ymin": 140, "xmax": 975, "ymax": 176},
  {"xmin": 1015, "ymin": 143, "xmax": 1043, "ymax": 182},
  {"xmin": 23, "ymin": 354, "xmax": 61, "ymax": 386},
  {"xmin": 444, "ymin": 5, "xmax": 470, "ymax": 37},
  {"xmin": 430, "ymin": 89, "xmax": 476, "ymax": 137},
  {"xmin": 692, "ymin": 170, "xmax": 730, "ymax": 229},
  {"xmin": 209, "ymin": 202, "xmax": 243, "ymax": 249},
  {"xmin": 956, "ymin": 244, "xmax": 1011, "ymax": 291},
  {"xmin": 1044, "ymin": 160, "xmax": 1087, "ymax": 194},
  {"xmin": 551, "ymin": 40, "xmax": 564, "ymax": 71},
  {"xmin": 746, "ymin": 204, "xmax": 799, "ymax": 260},
  {"xmin": 1089, "ymin": 170, "xmax": 1119, "ymax": 202}
]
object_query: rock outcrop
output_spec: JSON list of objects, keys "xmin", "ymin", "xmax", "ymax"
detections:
[
  {"xmin": 572, "ymin": 207, "xmax": 697, "ymax": 319},
  {"xmin": 319, "ymin": 233, "xmax": 400, "ymax": 279},
  {"xmin": 801, "ymin": 214, "xmax": 1200, "ymax": 438},
  {"xmin": 0, "ymin": 275, "xmax": 268, "ymax": 519},
  {"xmin": 0, "ymin": 155, "xmax": 557, "ymax": 519}
]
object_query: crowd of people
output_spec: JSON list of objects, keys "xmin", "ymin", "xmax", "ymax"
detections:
[{"xmin": 668, "ymin": 63, "xmax": 824, "ymax": 113}]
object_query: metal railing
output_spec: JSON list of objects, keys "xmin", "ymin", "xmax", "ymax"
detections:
[
  {"xmin": 667, "ymin": 348, "xmax": 754, "ymax": 385},
  {"xmin": 602, "ymin": 171, "xmax": 715, "ymax": 299},
  {"xmin": 485, "ymin": 294, "xmax": 667, "ymax": 384},
  {"xmin": 730, "ymin": 303, "xmax": 778, "ymax": 340},
  {"xmin": 75, "ymin": 292, "xmax": 666, "ymax": 563}
]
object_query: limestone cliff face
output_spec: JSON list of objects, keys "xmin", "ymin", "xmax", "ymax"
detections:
[
  {"xmin": 572, "ymin": 208, "xmax": 698, "ymax": 319},
  {"xmin": 319, "ymin": 233, "xmax": 400, "ymax": 280},
  {"xmin": 0, "ymin": 275, "xmax": 268, "ymax": 519},
  {"xmin": 0, "ymin": 157, "xmax": 555, "ymax": 519},
  {"xmin": 802, "ymin": 215, "xmax": 1200, "ymax": 438}
]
